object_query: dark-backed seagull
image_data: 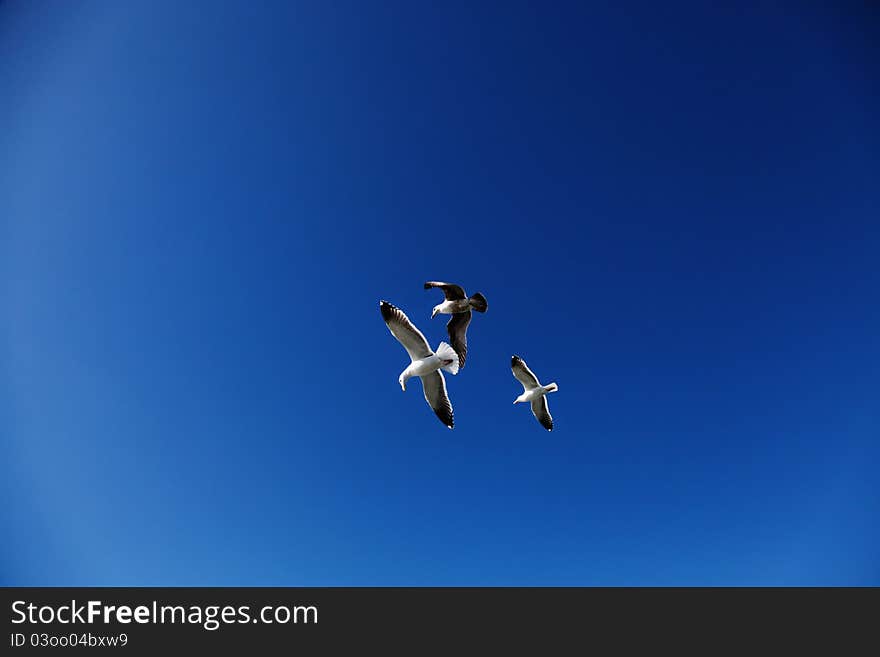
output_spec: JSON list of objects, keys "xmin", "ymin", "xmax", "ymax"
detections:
[
  {"xmin": 380, "ymin": 300, "xmax": 458, "ymax": 429},
  {"xmin": 424, "ymin": 281, "xmax": 488, "ymax": 369},
  {"xmin": 511, "ymin": 355, "xmax": 558, "ymax": 431}
]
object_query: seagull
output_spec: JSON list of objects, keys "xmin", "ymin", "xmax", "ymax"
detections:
[
  {"xmin": 511, "ymin": 355, "xmax": 558, "ymax": 431},
  {"xmin": 424, "ymin": 281, "xmax": 488, "ymax": 369},
  {"xmin": 380, "ymin": 300, "xmax": 459, "ymax": 429}
]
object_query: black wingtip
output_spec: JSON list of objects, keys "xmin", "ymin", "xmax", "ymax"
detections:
[
  {"xmin": 423, "ymin": 282, "xmax": 432, "ymax": 289},
  {"xmin": 436, "ymin": 409, "xmax": 454, "ymax": 429},
  {"xmin": 380, "ymin": 300, "xmax": 395, "ymax": 321}
]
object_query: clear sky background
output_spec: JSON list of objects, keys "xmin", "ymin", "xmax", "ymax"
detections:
[{"xmin": 1, "ymin": 1, "xmax": 878, "ymax": 585}]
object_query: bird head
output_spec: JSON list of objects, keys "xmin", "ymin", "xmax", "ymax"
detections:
[{"xmin": 431, "ymin": 305, "xmax": 441, "ymax": 318}]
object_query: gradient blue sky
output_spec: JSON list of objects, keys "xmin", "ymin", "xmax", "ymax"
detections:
[{"xmin": 2, "ymin": 1, "xmax": 878, "ymax": 586}]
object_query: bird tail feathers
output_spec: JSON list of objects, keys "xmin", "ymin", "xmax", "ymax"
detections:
[
  {"xmin": 435, "ymin": 342, "xmax": 460, "ymax": 375},
  {"xmin": 468, "ymin": 292, "xmax": 488, "ymax": 313},
  {"xmin": 544, "ymin": 382, "xmax": 558, "ymax": 393}
]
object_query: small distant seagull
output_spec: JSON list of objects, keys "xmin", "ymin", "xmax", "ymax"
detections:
[
  {"xmin": 380, "ymin": 300, "xmax": 459, "ymax": 429},
  {"xmin": 511, "ymin": 355, "xmax": 558, "ymax": 431},
  {"xmin": 424, "ymin": 281, "xmax": 488, "ymax": 369}
]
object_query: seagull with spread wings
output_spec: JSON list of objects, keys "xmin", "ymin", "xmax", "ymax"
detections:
[
  {"xmin": 511, "ymin": 355, "xmax": 558, "ymax": 431},
  {"xmin": 424, "ymin": 281, "xmax": 488, "ymax": 369},
  {"xmin": 380, "ymin": 300, "xmax": 459, "ymax": 429}
]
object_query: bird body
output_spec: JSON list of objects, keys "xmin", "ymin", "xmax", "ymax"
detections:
[
  {"xmin": 399, "ymin": 345, "xmax": 459, "ymax": 390},
  {"xmin": 424, "ymin": 281, "xmax": 488, "ymax": 369},
  {"xmin": 514, "ymin": 383, "xmax": 558, "ymax": 405},
  {"xmin": 431, "ymin": 298, "xmax": 472, "ymax": 317},
  {"xmin": 511, "ymin": 355, "xmax": 558, "ymax": 431},
  {"xmin": 380, "ymin": 300, "xmax": 457, "ymax": 428}
]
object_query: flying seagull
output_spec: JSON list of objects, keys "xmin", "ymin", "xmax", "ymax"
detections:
[
  {"xmin": 424, "ymin": 281, "xmax": 488, "ymax": 369},
  {"xmin": 511, "ymin": 355, "xmax": 558, "ymax": 431},
  {"xmin": 380, "ymin": 300, "xmax": 459, "ymax": 429}
]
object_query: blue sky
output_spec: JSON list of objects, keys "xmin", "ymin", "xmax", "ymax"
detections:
[{"xmin": 1, "ymin": 1, "xmax": 878, "ymax": 585}]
